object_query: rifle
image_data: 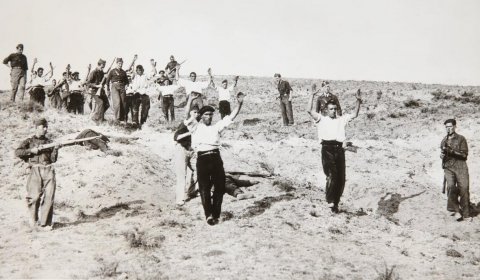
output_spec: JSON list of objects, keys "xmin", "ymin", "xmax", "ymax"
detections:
[
  {"xmin": 96, "ymin": 57, "xmax": 116, "ymax": 96},
  {"xmin": 168, "ymin": 59, "xmax": 187, "ymax": 76},
  {"xmin": 34, "ymin": 136, "xmax": 102, "ymax": 151},
  {"xmin": 441, "ymin": 134, "xmax": 449, "ymax": 194}
]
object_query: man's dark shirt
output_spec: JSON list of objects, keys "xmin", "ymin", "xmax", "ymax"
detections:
[
  {"xmin": 441, "ymin": 132, "xmax": 468, "ymax": 169},
  {"xmin": 174, "ymin": 122, "xmax": 191, "ymax": 150},
  {"xmin": 3, "ymin": 53, "xmax": 28, "ymax": 70},
  {"xmin": 165, "ymin": 61, "xmax": 178, "ymax": 74},
  {"xmin": 317, "ymin": 94, "xmax": 342, "ymax": 116},
  {"xmin": 277, "ymin": 80, "xmax": 292, "ymax": 97},
  {"xmin": 87, "ymin": 68, "xmax": 105, "ymax": 87},
  {"xmin": 107, "ymin": 68, "xmax": 129, "ymax": 85},
  {"xmin": 15, "ymin": 135, "xmax": 58, "ymax": 164}
]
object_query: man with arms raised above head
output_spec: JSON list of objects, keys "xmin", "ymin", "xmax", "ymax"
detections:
[
  {"xmin": 184, "ymin": 91, "xmax": 245, "ymax": 225},
  {"xmin": 307, "ymin": 88, "xmax": 362, "ymax": 213}
]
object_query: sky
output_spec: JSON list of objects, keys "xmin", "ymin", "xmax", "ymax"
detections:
[{"xmin": 1, "ymin": 0, "xmax": 479, "ymax": 87}]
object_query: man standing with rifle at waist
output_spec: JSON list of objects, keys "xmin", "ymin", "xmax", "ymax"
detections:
[
  {"xmin": 15, "ymin": 118, "xmax": 101, "ymax": 230},
  {"xmin": 440, "ymin": 119, "xmax": 472, "ymax": 222},
  {"xmin": 86, "ymin": 58, "xmax": 114, "ymax": 123}
]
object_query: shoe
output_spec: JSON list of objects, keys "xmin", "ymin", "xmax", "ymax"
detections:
[
  {"xmin": 206, "ymin": 216, "xmax": 215, "ymax": 226},
  {"xmin": 327, "ymin": 202, "xmax": 335, "ymax": 209},
  {"xmin": 175, "ymin": 201, "xmax": 185, "ymax": 207},
  {"xmin": 213, "ymin": 218, "xmax": 220, "ymax": 225},
  {"xmin": 38, "ymin": 225, "xmax": 53, "ymax": 231},
  {"xmin": 331, "ymin": 205, "xmax": 339, "ymax": 214},
  {"xmin": 454, "ymin": 212, "xmax": 463, "ymax": 221}
]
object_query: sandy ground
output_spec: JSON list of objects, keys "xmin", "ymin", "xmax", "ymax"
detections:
[{"xmin": 0, "ymin": 78, "xmax": 479, "ymax": 279}]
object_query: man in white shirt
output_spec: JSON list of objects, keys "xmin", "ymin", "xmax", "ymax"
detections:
[
  {"xmin": 184, "ymin": 91, "xmax": 245, "ymax": 225},
  {"xmin": 176, "ymin": 67, "xmax": 214, "ymax": 110},
  {"xmin": 28, "ymin": 59, "xmax": 53, "ymax": 106},
  {"xmin": 67, "ymin": 72, "xmax": 85, "ymax": 114},
  {"xmin": 214, "ymin": 76, "xmax": 238, "ymax": 119},
  {"xmin": 128, "ymin": 64, "xmax": 154, "ymax": 125},
  {"xmin": 307, "ymin": 88, "xmax": 362, "ymax": 213}
]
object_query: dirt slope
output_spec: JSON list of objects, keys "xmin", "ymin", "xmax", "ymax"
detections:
[{"xmin": 0, "ymin": 78, "xmax": 479, "ymax": 279}]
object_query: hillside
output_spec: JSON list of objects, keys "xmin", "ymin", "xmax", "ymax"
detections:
[{"xmin": 0, "ymin": 77, "xmax": 480, "ymax": 279}]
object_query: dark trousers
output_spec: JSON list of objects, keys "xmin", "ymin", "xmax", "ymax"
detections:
[
  {"xmin": 162, "ymin": 96, "xmax": 175, "ymax": 121},
  {"xmin": 10, "ymin": 68, "xmax": 26, "ymax": 102},
  {"xmin": 125, "ymin": 94, "xmax": 139, "ymax": 124},
  {"xmin": 49, "ymin": 92, "xmax": 62, "ymax": 109},
  {"xmin": 444, "ymin": 162, "xmax": 470, "ymax": 217},
  {"xmin": 67, "ymin": 91, "xmax": 84, "ymax": 114},
  {"xmin": 196, "ymin": 151, "xmax": 226, "ymax": 219},
  {"xmin": 30, "ymin": 87, "xmax": 46, "ymax": 106},
  {"xmin": 219, "ymin": 100, "xmax": 231, "ymax": 119},
  {"xmin": 111, "ymin": 83, "xmax": 127, "ymax": 121},
  {"xmin": 279, "ymin": 95, "xmax": 294, "ymax": 125},
  {"xmin": 321, "ymin": 143, "xmax": 346, "ymax": 205},
  {"xmin": 139, "ymin": 94, "xmax": 150, "ymax": 124}
]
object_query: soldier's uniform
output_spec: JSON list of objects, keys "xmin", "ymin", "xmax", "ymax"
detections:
[
  {"xmin": 15, "ymin": 118, "xmax": 58, "ymax": 228},
  {"xmin": 441, "ymin": 132, "xmax": 470, "ymax": 219},
  {"xmin": 106, "ymin": 58, "xmax": 129, "ymax": 122}
]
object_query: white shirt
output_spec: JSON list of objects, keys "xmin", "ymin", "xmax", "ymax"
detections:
[
  {"xmin": 160, "ymin": 84, "xmax": 181, "ymax": 97},
  {"xmin": 69, "ymin": 80, "xmax": 83, "ymax": 91},
  {"xmin": 177, "ymin": 78, "xmax": 210, "ymax": 94},
  {"xmin": 30, "ymin": 75, "xmax": 51, "ymax": 87},
  {"xmin": 130, "ymin": 74, "xmax": 150, "ymax": 94},
  {"xmin": 217, "ymin": 85, "xmax": 236, "ymax": 101},
  {"xmin": 185, "ymin": 115, "xmax": 233, "ymax": 152},
  {"xmin": 316, "ymin": 114, "xmax": 352, "ymax": 142}
]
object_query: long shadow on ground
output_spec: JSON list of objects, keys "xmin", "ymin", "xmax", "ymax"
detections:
[{"xmin": 55, "ymin": 200, "xmax": 145, "ymax": 229}]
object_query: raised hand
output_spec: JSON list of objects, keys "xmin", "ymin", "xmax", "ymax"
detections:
[
  {"xmin": 33, "ymin": 58, "xmax": 38, "ymax": 64},
  {"xmin": 236, "ymin": 92, "xmax": 245, "ymax": 103},
  {"xmin": 355, "ymin": 89, "xmax": 362, "ymax": 100},
  {"xmin": 87, "ymin": 64, "xmax": 92, "ymax": 71},
  {"xmin": 207, "ymin": 68, "xmax": 212, "ymax": 77},
  {"xmin": 133, "ymin": 54, "xmax": 138, "ymax": 61}
]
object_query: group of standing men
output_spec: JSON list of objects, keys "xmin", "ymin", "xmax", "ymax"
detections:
[{"xmin": 7, "ymin": 43, "xmax": 475, "ymax": 229}]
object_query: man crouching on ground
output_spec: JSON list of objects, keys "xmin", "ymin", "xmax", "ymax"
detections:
[
  {"xmin": 15, "ymin": 118, "xmax": 59, "ymax": 230},
  {"xmin": 184, "ymin": 91, "xmax": 245, "ymax": 225}
]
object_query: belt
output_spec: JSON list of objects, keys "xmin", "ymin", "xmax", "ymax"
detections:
[
  {"xmin": 321, "ymin": 140, "xmax": 343, "ymax": 147},
  {"xmin": 71, "ymin": 90, "xmax": 83, "ymax": 94},
  {"xmin": 12, "ymin": 66, "xmax": 24, "ymax": 69},
  {"xmin": 198, "ymin": 149, "xmax": 219, "ymax": 157},
  {"xmin": 163, "ymin": 95, "xmax": 173, "ymax": 98},
  {"xmin": 113, "ymin": 81, "xmax": 125, "ymax": 85}
]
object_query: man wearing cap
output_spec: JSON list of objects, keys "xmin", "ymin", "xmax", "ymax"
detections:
[
  {"xmin": 184, "ymin": 91, "xmax": 245, "ymax": 225},
  {"xmin": 15, "ymin": 118, "xmax": 58, "ymax": 230},
  {"xmin": 440, "ymin": 119, "xmax": 472, "ymax": 222},
  {"xmin": 155, "ymin": 70, "xmax": 172, "ymax": 86},
  {"xmin": 87, "ymin": 59, "xmax": 110, "ymax": 123},
  {"xmin": 3, "ymin": 44, "xmax": 28, "ymax": 102},
  {"xmin": 213, "ymin": 76, "xmax": 239, "ymax": 119},
  {"xmin": 28, "ymin": 59, "xmax": 53, "ymax": 106},
  {"xmin": 274, "ymin": 73, "xmax": 294, "ymax": 126},
  {"xmin": 314, "ymin": 81, "xmax": 342, "ymax": 116},
  {"xmin": 47, "ymin": 79, "xmax": 63, "ymax": 109},
  {"xmin": 307, "ymin": 88, "xmax": 362, "ymax": 213},
  {"xmin": 107, "ymin": 58, "xmax": 129, "ymax": 123}
]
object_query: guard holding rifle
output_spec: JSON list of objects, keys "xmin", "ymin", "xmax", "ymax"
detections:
[
  {"xmin": 440, "ymin": 119, "xmax": 472, "ymax": 222},
  {"xmin": 15, "ymin": 118, "xmax": 101, "ymax": 230}
]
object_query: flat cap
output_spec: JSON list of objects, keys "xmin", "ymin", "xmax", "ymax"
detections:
[
  {"xmin": 34, "ymin": 117, "xmax": 48, "ymax": 127},
  {"xmin": 116, "ymin": 58, "xmax": 123, "ymax": 63},
  {"xmin": 98, "ymin": 59, "xmax": 106, "ymax": 65},
  {"xmin": 198, "ymin": 105, "xmax": 215, "ymax": 116},
  {"xmin": 16, "ymin": 44, "xmax": 24, "ymax": 49}
]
